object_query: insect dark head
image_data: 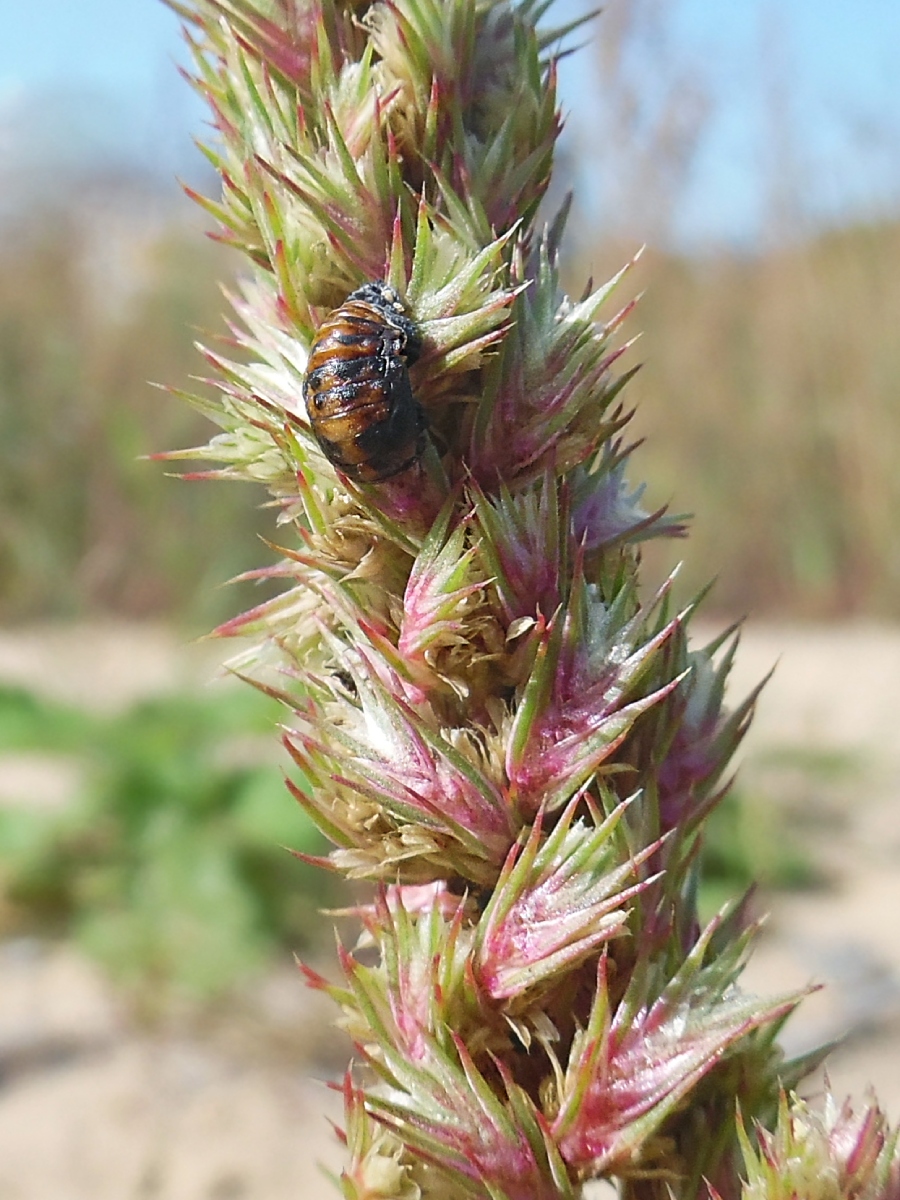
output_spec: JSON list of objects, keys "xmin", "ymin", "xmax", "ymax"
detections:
[
  {"xmin": 345, "ymin": 281, "xmax": 422, "ymax": 364},
  {"xmin": 303, "ymin": 280, "xmax": 427, "ymax": 483}
]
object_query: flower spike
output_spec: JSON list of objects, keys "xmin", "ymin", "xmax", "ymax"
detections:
[{"xmin": 164, "ymin": 1, "xmax": 839, "ymax": 1195}]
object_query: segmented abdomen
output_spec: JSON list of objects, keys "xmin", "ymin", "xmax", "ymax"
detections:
[{"xmin": 303, "ymin": 284, "xmax": 425, "ymax": 483}]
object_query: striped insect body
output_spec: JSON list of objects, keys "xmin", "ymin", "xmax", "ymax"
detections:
[{"xmin": 303, "ymin": 282, "xmax": 426, "ymax": 482}]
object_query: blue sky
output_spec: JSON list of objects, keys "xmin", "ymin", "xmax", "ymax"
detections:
[{"xmin": 2, "ymin": 0, "xmax": 899, "ymax": 248}]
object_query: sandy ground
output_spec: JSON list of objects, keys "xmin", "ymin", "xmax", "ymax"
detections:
[{"xmin": 1, "ymin": 620, "xmax": 900, "ymax": 1197}]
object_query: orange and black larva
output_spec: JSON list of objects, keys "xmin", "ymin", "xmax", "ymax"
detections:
[{"xmin": 303, "ymin": 282, "xmax": 426, "ymax": 483}]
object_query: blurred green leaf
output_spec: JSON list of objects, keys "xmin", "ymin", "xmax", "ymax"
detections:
[
  {"xmin": 0, "ymin": 682, "xmax": 335, "ymax": 998},
  {"xmin": 0, "ymin": 684, "xmax": 98, "ymax": 751},
  {"xmin": 77, "ymin": 827, "xmax": 271, "ymax": 996},
  {"xmin": 698, "ymin": 778, "xmax": 822, "ymax": 922}
]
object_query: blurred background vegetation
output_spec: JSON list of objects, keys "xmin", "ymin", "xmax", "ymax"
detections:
[
  {"xmin": 0, "ymin": 0, "xmax": 897, "ymax": 998},
  {"xmin": 0, "ymin": 186, "xmax": 270, "ymax": 629},
  {"xmin": 5, "ymin": 189, "xmax": 898, "ymax": 625},
  {"xmin": 0, "ymin": 678, "xmax": 334, "ymax": 1003},
  {"xmin": 1, "ymin": 13, "xmax": 898, "ymax": 627}
]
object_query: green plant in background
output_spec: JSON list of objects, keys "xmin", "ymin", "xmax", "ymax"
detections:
[
  {"xmin": 0, "ymin": 683, "xmax": 331, "ymax": 998},
  {"xmin": 157, "ymin": 1, "xmax": 899, "ymax": 1197}
]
